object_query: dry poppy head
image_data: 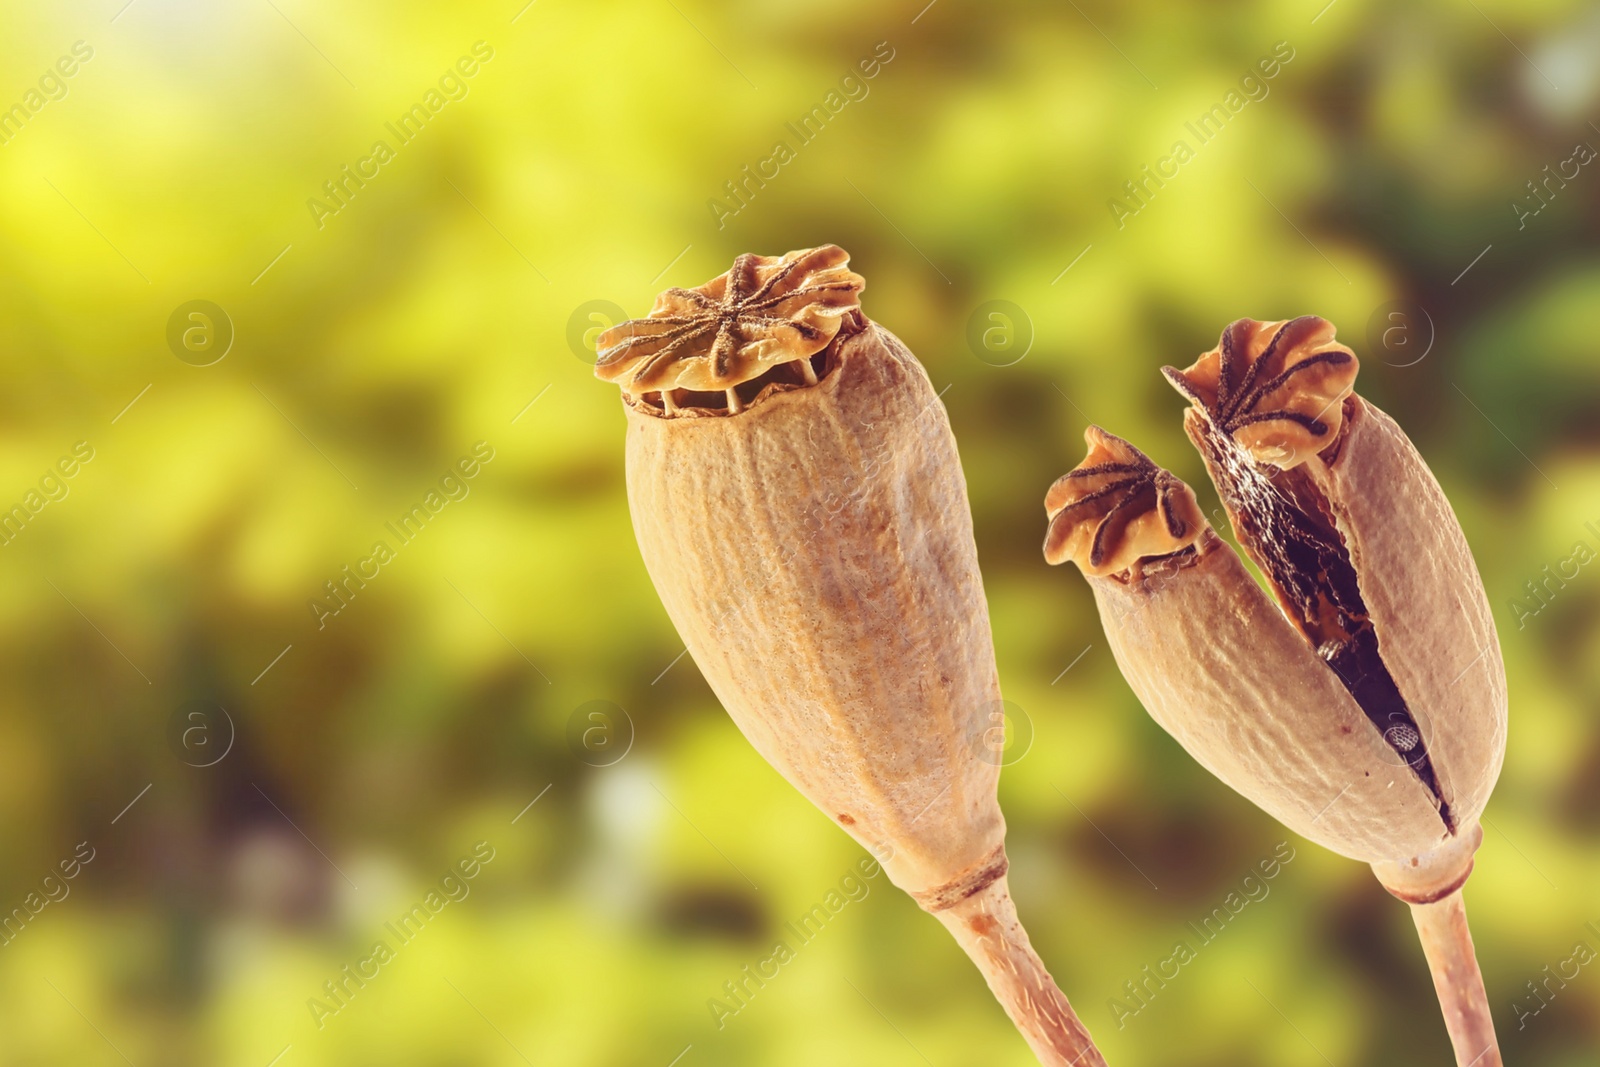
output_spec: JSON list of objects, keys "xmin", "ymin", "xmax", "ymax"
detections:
[
  {"xmin": 1153, "ymin": 315, "xmax": 1503, "ymax": 885},
  {"xmin": 594, "ymin": 245, "xmax": 865, "ymax": 415},
  {"xmin": 602, "ymin": 248, "xmax": 1110, "ymax": 1065},
  {"xmin": 1048, "ymin": 321, "xmax": 1508, "ymax": 1066},
  {"xmin": 1041, "ymin": 424, "xmax": 1473, "ymax": 873},
  {"xmin": 1043, "ymin": 426, "xmax": 1206, "ymax": 578},
  {"xmin": 1163, "ymin": 316, "xmax": 1359, "ymax": 469}
]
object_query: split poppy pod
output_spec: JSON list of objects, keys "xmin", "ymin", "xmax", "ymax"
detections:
[
  {"xmin": 1044, "ymin": 316, "xmax": 1507, "ymax": 1067},
  {"xmin": 598, "ymin": 247, "xmax": 1106, "ymax": 1067}
]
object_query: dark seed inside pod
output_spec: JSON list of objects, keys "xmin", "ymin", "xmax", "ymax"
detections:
[{"xmin": 1385, "ymin": 722, "xmax": 1422, "ymax": 753}]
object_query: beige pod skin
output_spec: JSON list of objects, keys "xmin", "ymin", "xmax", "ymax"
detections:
[
  {"xmin": 1044, "ymin": 315, "xmax": 1508, "ymax": 1067},
  {"xmin": 599, "ymin": 246, "xmax": 1106, "ymax": 1067}
]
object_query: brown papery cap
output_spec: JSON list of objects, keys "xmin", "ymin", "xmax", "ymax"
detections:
[
  {"xmin": 594, "ymin": 245, "xmax": 864, "ymax": 406},
  {"xmin": 1043, "ymin": 426, "xmax": 1207, "ymax": 577},
  {"xmin": 1163, "ymin": 316, "xmax": 1359, "ymax": 469}
]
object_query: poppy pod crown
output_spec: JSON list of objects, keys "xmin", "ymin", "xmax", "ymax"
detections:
[{"xmin": 594, "ymin": 244, "xmax": 865, "ymax": 416}]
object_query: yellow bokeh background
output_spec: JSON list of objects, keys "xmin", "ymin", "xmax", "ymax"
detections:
[{"xmin": 0, "ymin": 0, "xmax": 1596, "ymax": 1064}]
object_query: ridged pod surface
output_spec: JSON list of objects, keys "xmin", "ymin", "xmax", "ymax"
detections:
[
  {"xmin": 604, "ymin": 247, "xmax": 1106, "ymax": 1067},
  {"xmin": 1290, "ymin": 397, "xmax": 1507, "ymax": 847},
  {"xmin": 624, "ymin": 318, "xmax": 1005, "ymax": 893}
]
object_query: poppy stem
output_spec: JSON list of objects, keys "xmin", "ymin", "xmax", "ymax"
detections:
[
  {"xmin": 931, "ymin": 873, "xmax": 1108, "ymax": 1067},
  {"xmin": 1409, "ymin": 888, "xmax": 1501, "ymax": 1067}
]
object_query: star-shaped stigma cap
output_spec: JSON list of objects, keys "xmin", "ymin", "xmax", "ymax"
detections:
[
  {"xmin": 594, "ymin": 245, "xmax": 864, "ymax": 413},
  {"xmin": 1162, "ymin": 316, "xmax": 1359, "ymax": 469},
  {"xmin": 1044, "ymin": 426, "xmax": 1206, "ymax": 578}
]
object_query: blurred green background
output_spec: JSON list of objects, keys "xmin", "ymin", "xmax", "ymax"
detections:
[{"xmin": 1, "ymin": 0, "xmax": 1597, "ymax": 1064}]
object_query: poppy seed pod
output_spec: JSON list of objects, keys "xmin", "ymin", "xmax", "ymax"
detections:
[
  {"xmin": 1043, "ymin": 316, "xmax": 1508, "ymax": 1066},
  {"xmin": 1160, "ymin": 317, "xmax": 1506, "ymax": 880},
  {"xmin": 600, "ymin": 247, "xmax": 1106, "ymax": 1067},
  {"xmin": 1042, "ymin": 426, "xmax": 1450, "ymax": 863}
]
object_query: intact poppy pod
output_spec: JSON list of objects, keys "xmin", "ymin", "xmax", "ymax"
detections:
[{"xmin": 599, "ymin": 246, "xmax": 1106, "ymax": 1067}]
